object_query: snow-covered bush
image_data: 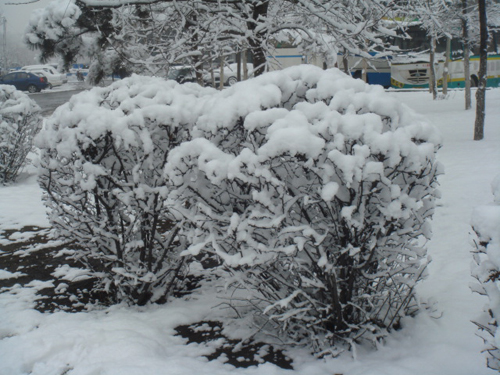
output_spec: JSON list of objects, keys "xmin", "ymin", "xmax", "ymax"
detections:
[
  {"xmin": 164, "ymin": 66, "xmax": 443, "ymax": 352},
  {"xmin": 37, "ymin": 75, "xmax": 214, "ymax": 304},
  {"xmin": 0, "ymin": 85, "xmax": 42, "ymax": 184},
  {"xmin": 471, "ymin": 174, "xmax": 500, "ymax": 370}
]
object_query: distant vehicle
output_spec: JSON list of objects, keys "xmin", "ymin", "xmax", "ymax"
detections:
[
  {"xmin": 0, "ymin": 71, "xmax": 49, "ymax": 93},
  {"xmin": 166, "ymin": 63, "xmax": 255, "ymax": 87},
  {"xmin": 205, "ymin": 63, "xmax": 255, "ymax": 86},
  {"xmin": 389, "ymin": 24, "xmax": 500, "ymax": 89},
  {"xmin": 21, "ymin": 65, "xmax": 67, "ymax": 89},
  {"xmin": 391, "ymin": 55, "xmax": 500, "ymax": 89},
  {"xmin": 167, "ymin": 66, "xmax": 198, "ymax": 84}
]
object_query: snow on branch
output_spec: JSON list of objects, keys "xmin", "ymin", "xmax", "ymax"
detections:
[
  {"xmin": 37, "ymin": 75, "xmax": 216, "ymax": 305},
  {"xmin": 27, "ymin": 0, "xmax": 403, "ymax": 84},
  {"xmin": 37, "ymin": 65, "xmax": 442, "ymax": 353},
  {"xmin": 0, "ymin": 85, "xmax": 42, "ymax": 184},
  {"xmin": 471, "ymin": 175, "xmax": 500, "ymax": 370}
]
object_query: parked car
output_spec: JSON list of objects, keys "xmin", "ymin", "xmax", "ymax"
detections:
[
  {"xmin": 166, "ymin": 63, "xmax": 255, "ymax": 87},
  {"xmin": 0, "ymin": 71, "xmax": 49, "ymax": 93},
  {"xmin": 167, "ymin": 66, "xmax": 198, "ymax": 84},
  {"xmin": 204, "ymin": 63, "xmax": 255, "ymax": 87},
  {"xmin": 21, "ymin": 65, "xmax": 67, "ymax": 88}
]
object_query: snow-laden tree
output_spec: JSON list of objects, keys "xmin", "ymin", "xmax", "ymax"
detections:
[
  {"xmin": 408, "ymin": 0, "xmax": 497, "ymax": 112},
  {"xmin": 25, "ymin": 0, "xmax": 402, "ymax": 83},
  {"xmin": 164, "ymin": 65, "xmax": 443, "ymax": 353},
  {"xmin": 24, "ymin": 0, "xmax": 241, "ymax": 83},
  {"xmin": 0, "ymin": 85, "xmax": 42, "ymax": 184},
  {"xmin": 24, "ymin": 0, "xmax": 83, "ymax": 66},
  {"xmin": 24, "ymin": 0, "xmax": 130, "ymax": 82},
  {"xmin": 406, "ymin": 0, "xmax": 460, "ymax": 99},
  {"xmin": 109, "ymin": 1, "xmax": 241, "ymax": 79},
  {"xmin": 471, "ymin": 174, "xmax": 500, "ymax": 370},
  {"xmin": 36, "ymin": 76, "xmax": 215, "ymax": 305}
]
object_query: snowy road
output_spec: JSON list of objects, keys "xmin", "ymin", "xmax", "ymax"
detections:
[{"xmin": 29, "ymin": 86, "xmax": 85, "ymax": 116}]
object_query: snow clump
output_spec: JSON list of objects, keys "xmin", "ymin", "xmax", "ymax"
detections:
[
  {"xmin": 25, "ymin": 0, "xmax": 81, "ymax": 46},
  {"xmin": 36, "ymin": 65, "xmax": 442, "ymax": 354},
  {"xmin": 37, "ymin": 75, "xmax": 216, "ymax": 305},
  {"xmin": 164, "ymin": 65, "xmax": 443, "ymax": 354}
]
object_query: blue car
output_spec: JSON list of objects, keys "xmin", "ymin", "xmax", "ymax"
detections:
[{"xmin": 0, "ymin": 71, "xmax": 49, "ymax": 93}]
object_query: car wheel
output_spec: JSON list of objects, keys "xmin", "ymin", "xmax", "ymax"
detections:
[
  {"xmin": 27, "ymin": 85, "xmax": 38, "ymax": 93},
  {"xmin": 48, "ymin": 83, "xmax": 53, "ymax": 89},
  {"xmin": 227, "ymin": 76, "xmax": 238, "ymax": 86}
]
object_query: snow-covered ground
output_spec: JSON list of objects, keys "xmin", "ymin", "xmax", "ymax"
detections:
[{"xmin": 0, "ymin": 86, "xmax": 499, "ymax": 375}]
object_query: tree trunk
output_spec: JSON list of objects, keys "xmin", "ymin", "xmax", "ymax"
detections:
[
  {"xmin": 342, "ymin": 47, "xmax": 349, "ymax": 74},
  {"xmin": 462, "ymin": 0, "xmax": 472, "ymax": 110},
  {"xmin": 219, "ymin": 55, "xmax": 225, "ymax": 90},
  {"xmin": 210, "ymin": 66, "xmax": 215, "ymax": 88},
  {"xmin": 243, "ymin": 50, "xmax": 248, "ymax": 80},
  {"xmin": 236, "ymin": 50, "xmax": 241, "ymax": 82},
  {"xmin": 429, "ymin": 34, "xmax": 438, "ymax": 100},
  {"xmin": 188, "ymin": 13, "xmax": 204, "ymax": 86},
  {"xmin": 442, "ymin": 37, "xmax": 451, "ymax": 95},
  {"xmin": 474, "ymin": 0, "xmax": 488, "ymax": 140},
  {"xmin": 247, "ymin": 1, "xmax": 269, "ymax": 76},
  {"xmin": 362, "ymin": 56, "xmax": 368, "ymax": 83}
]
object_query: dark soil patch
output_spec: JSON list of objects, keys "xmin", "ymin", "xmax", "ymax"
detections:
[
  {"xmin": 2, "ymin": 227, "xmax": 294, "ymax": 369},
  {"xmin": 175, "ymin": 320, "xmax": 293, "ymax": 370},
  {"xmin": 0, "ymin": 226, "xmax": 205, "ymax": 311},
  {"xmin": 0, "ymin": 226, "xmax": 101, "ymax": 312}
]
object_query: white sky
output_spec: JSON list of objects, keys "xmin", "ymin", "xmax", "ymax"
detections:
[{"xmin": 0, "ymin": 0, "xmax": 53, "ymax": 40}]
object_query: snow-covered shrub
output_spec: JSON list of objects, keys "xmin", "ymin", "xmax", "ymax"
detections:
[
  {"xmin": 0, "ymin": 85, "xmax": 42, "ymax": 184},
  {"xmin": 164, "ymin": 66, "xmax": 443, "ymax": 352},
  {"xmin": 471, "ymin": 175, "xmax": 500, "ymax": 370},
  {"xmin": 37, "ymin": 75, "xmax": 214, "ymax": 304}
]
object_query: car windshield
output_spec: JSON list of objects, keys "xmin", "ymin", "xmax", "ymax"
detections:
[{"xmin": 167, "ymin": 69, "xmax": 182, "ymax": 80}]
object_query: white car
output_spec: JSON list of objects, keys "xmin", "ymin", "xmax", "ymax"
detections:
[
  {"xmin": 21, "ymin": 65, "xmax": 67, "ymax": 89},
  {"xmin": 204, "ymin": 63, "xmax": 255, "ymax": 86}
]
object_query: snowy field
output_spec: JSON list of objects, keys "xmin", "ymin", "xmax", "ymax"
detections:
[{"xmin": 0, "ymin": 85, "xmax": 499, "ymax": 375}]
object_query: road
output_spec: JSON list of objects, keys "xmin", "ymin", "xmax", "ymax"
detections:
[{"xmin": 29, "ymin": 86, "xmax": 86, "ymax": 116}]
